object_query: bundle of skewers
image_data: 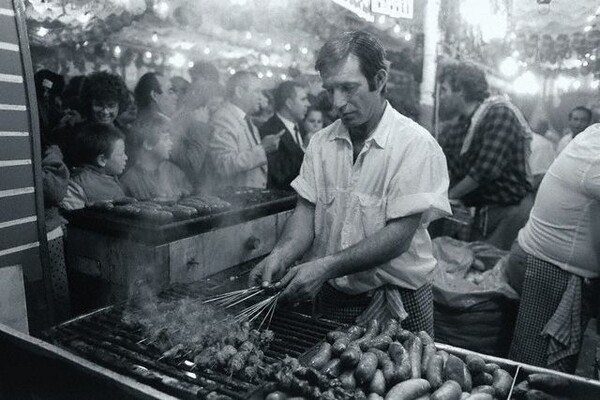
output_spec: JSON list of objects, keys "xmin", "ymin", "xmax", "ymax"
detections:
[{"xmin": 202, "ymin": 285, "xmax": 281, "ymax": 330}]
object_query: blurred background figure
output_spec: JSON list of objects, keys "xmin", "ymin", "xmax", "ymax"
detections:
[
  {"xmin": 34, "ymin": 69, "xmax": 65, "ymax": 140},
  {"xmin": 170, "ymin": 76, "xmax": 191, "ymax": 111},
  {"xmin": 302, "ymin": 107, "xmax": 324, "ymax": 145},
  {"xmin": 556, "ymin": 106, "xmax": 592, "ymax": 155},
  {"xmin": 529, "ymin": 118, "xmax": 557, "ymax": 192}
]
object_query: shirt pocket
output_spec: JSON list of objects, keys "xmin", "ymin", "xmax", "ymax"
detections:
[
  {"xmin": 357, "ymin": 193, "xmax": 386, "ymax": 237},
  {"xmin": 315, "ymin": 191, "xmax": 336, "ymax": 238}
]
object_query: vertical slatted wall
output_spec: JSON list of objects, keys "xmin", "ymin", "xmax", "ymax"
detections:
[{"xmin": 0, "ymin": 0, "xmax": 53, "ymax": 332}]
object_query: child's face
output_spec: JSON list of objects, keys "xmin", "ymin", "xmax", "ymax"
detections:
[
  {"xmin": 152, "ymin": 131, "xmax": 173, "ymax": 160},
  {"xmin": 104, "ymin": 139, "xmax": 127, "ymax": 175},
  {"xmin": 303, "ymin": 110, "xmax": 324, "ymax": 134}
]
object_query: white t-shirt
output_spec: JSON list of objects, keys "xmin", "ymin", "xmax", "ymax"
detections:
[
  {"xmin": 291, "ymin": 102, "xmax": 451, "ymax": 293},
  {"xmin": 529, "ymin": 132, "xmax": 556, "ymax": 175},
  {"xmin": 518, "ymin": 123, "xmax": 600, "ymax": 278}
]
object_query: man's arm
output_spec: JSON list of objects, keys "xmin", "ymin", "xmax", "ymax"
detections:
[
  {"xmin": 248, "ymin": 197, "xmax": 315, "ymax": 286},
  {"xmin": 448, "ymin": 175, "xmax": 480, "ymax": 200},
  {"xmin": 277, "ymin": 213, "xmax": 421, "ymax": 302}
]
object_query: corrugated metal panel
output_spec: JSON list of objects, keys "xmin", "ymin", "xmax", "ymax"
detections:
[
  {"xmin": 0, "ymin": 192, "xmax": 36, "ymax": 223},
  {"xmin": 0, "ymin": 221, "xmax": 39, "ymax": 250},
  {"xmin": 0, "ymin": 136, "xmax": 31, "ymax": 159},
  {"xmin": 0, "ymin": 165, "xmax": 35, "ymax": 191}
]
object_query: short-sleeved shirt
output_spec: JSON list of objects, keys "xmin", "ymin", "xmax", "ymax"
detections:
[
  {"xmin": 518, "ymin": 123, "xmax": 600, "ymax": 278},
  {"xmin": 530, "ymin": 132, "xmax": 556, "ymax": 175},
  {"xmin": 291, "ymin": 102, "xmax": 451, "ymax": 293},
  {"xmin": 440, "ymin": 103, "xmax": 532, "ymax": 207}
]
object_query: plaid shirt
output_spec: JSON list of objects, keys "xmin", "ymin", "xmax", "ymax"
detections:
[{"xmin": 439, "ymin": 103, "xmax": 532, "ymax": 207}]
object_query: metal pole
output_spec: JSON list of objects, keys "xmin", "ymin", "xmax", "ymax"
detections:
[{"xmin": 419, "ymin": 0, "xmax": 441, "ymax": 134}]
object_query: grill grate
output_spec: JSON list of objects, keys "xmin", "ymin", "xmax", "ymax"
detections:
[{"xmin": 44, "ymin": 282, "xmax": 343, "ymax": 399}]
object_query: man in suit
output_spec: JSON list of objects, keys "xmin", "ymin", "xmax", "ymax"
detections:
[
  {"xmin": 260, "ymin": 81, "xmax": 311, "ymax": 191},
  {"xmin": 209, "ymin": 71, "xmax": 283, "ymax": 190}
]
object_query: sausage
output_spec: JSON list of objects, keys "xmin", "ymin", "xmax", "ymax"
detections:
[
  {"xmin": 430, "ymin": 380, "xmax": 462, "ymax": 400},
  {"xmin": 444, "ymin": 354, "xmax": 470, "ymax": 392},
  {"xmin": 512, "ymin": 380, "xmax": 530, "ymax": 398},
  {"xmin": 417, "ymin": 331, "xmax": 435, "ymax": 346},
  {"xmin": 463, "ymin": 394, "xmax": 493, "ymax": 400},
  {"xmin": 437, "ymin": 350, "xmax": 449, "ymax": 366},
  {"xmin": 396, "ymin": 327, "xmax": 415, "ymax": 343},
  {"xmin": 309, "ymin": 342, "xmax": 332, "ymax": 370},
  {"xmin": 472, "ymin": 372, "xmax": 493, "ymax": 387},
  {"xmin": 465, "ymin": 354, "xmax": 486, "ymax": 375},
  {"xmin": 385, "ymin": 378, "xmax": 431, "ymax": 400},
  {"xmin": 339, "ymin": 370, "xmax": 357, "ymax": 390},
  {"xmin": 421, "ymin": 343, "xmax": 436, "ymax": 374},
  {"xmin": 265, "ymin": 391, "xmax": 288, "ymax": 400},
  {"xmin": 470, "ymin": 385, "xmax": 495, "ymax": 396},
  {"xmin": 369, "ymin": 369, "xmax": 387, "ymax": 395},
  {"xmin": 524, "ymin": 389, "xmax": 559, "ymax": 400},
  {"xmin": 483, "ymin": 363, "xmax": 499, "ymax": 374},
  {"xmin": 527, "ymin": 373, "xmax": 570, "ymax": 394},
  {"xmin": 360, "ymin": 334, "xmax": 393, "ymax": 351},
  {"xmin": 492, "ymin": 368, "xmax": 513, "ymax": 399},
  {"xmin": 368, "ymin": 394, "xmax": 384, "ymax": 400},
  {"xmin": 369, "ymin": 348, "xmax": 391, "ymax": 368},
  {"xmin": 326, "ymin": 330, "xmax": 347, "ymax": 344},
  {"xmin": 340, "ymin": 344, "xmax": 363, "ymax": 369},
  {"xmin": 406, "ymin": 336, "xmax": 423, "ymax": 379},
  {"xmin": 355, "ymin": 351, "xmax": 379, "ymax": 385},
  {"xmin": 426, "ymin": 354, "xmax": 444, "ymax": 390},
  {"xmin": 381, "ymin": 319, "xmax": 399, "ymax": 337},
  {"xmin": 388, "ymin": 341, "xmax": 412, "ymax": 381},
  {"xmin": 347, "ymin": 325, "xmax": 367, "ymax": 340},
  {"xmin": 353, "ymin": 319, "xmax": 380, "ymax": 348},
  {"xmin": 332, "ymin": 336, "xmax": 352, "ymax": 356}
]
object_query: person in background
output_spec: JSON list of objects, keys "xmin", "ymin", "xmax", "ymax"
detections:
[
  {"xmin": 249, "ymin": 31, "xmax": 451, "ymax": 332},
  {"xmin": 34, "ymin": 69, "xmax": 65, "ymax": 138},
  {"xmin": 61, "ymin": 123, "xmax": 127, "ymax": 210},
  {"xmin": 302, "ymin": 107, "xmax": 324, "ymax": 145},
  {"xmin": 209, "ymin": 71, "xmax": 283, "ymax": 190},
  {"xmin": 134, "ymin": 72, "xmax": 178, "ymax": 120},
  {"xmin": 58, "ymin": 72, "xmax": 130, "ymax": 166},
  {"xmin": 438, "ymin": 62, "xmax": 533, "ymax": 251},
  {"xmin": 121, "ymin": 114, "xmax": 191, "ymax": 201},
  {"xmin": 188, "ymin": 61, "xmax": 220, "ymax": 86},
  {"xmin": 556, "ymin": 106, "xmax": 592, "ymax": 155},
  {"xmin": 529, "ymin": 119, "xmax": 556, "ymax": 192},
  {"xmin": 507, "ymin": 123, "xmax": 600, "ymax": 373},
  {"xmin": 260, "ymin": 81, "xmax": 311, "ymax": 191},
  {"xmin": 170, "ymin": 76, "xmax": 191, "ymax": 111},
  {"xmin": 170, "ymin": 81, "xmax": 223, "ymax": 192}
]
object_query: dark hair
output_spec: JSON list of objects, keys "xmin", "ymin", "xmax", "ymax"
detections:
[
  {"xmin": 189, "ymin": 62, "xmax": 219, "ymax": 83},
  {"xmin": 132, "ymin": 113, "xmax": 170, "ymax": 149},
  {"xmin": 62, "ymin": 75, "xmax": 86, "ymax": 112},
  {"xmin": 71, "ymin": 122, "xmax": 124, "ymax": 166},
  {"xmin": 569, "ymin": 106, "xmax": 592, "ymax": 122},
  {"xmin": 80, "ymin": 71, "xmax": 130, "ymax": 118},
  {"xmin": 439, "ymin": 62, "xmax": 490, "ymax": 103},
  {"xmin": 134, "ymin": 72, "xmax": 162, "ymax": 109},
  {"xmin": 315, "ymin": 31, "xmax": 389, "ymax": 93},
  {"xmin": 34, "ymin": 69, "xmax": 64, "ymax": 100},
  {"xmin": 273, "ymin": 81, "xmax": 304, "ymax": 112},
  {"xmin": 225, "ymin": 71, "xmax": 257, "ymax": 99},
  {"xmin": 305, "ymin": 106, "xmax": 323, "ymax": 117}
]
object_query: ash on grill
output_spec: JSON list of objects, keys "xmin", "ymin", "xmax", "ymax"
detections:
[{"xmin": 44, "ymin": 282, "xmax": 343, "ymax": 400}]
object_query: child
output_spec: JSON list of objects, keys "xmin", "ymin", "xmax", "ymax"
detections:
[
  {"xmin": 302, "ymin": 107, "xmax": 324, "ymax": 146},
  {"xmin": 120, "ymin": 114, "xmax": 192, "ymax": 201},
  {"xmin": 61, "ymin": 122, "xmax": 127, "ymax": 210}
]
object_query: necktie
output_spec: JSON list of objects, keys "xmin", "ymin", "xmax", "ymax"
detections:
[
  {"xmin": 294, "ymin": 124, "xmax": 304, "ymax": 150},
  {"xmin": 245, "ymin": 115, "xmax": 259, "ymax": 145}
]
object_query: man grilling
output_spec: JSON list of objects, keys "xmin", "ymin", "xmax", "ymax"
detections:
[{"xmin": 249, "ymin": 31, "xmax": 451, "ymax": 334}]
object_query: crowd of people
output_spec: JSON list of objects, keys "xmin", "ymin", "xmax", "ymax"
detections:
[{"xmin": 34, "ymin": 30, "xmax": 599, "ymax": 375}]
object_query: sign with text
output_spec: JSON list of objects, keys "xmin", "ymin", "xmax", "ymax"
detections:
[{"xmin": 371, "ymin": 0, "xmax": 414, "ymax": 19}]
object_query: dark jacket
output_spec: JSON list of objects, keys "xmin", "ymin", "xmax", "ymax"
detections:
[{"xmin": 259, "ymin": 114, "xmax": 304, "ymax": 191}]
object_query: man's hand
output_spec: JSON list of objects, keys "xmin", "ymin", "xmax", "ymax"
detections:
[
  {"xmin": 261, "ymin": 130, "xmax": 285, "ymax": 154},
  {"xmin": 276, "ymin": 258, "xmax": 330, "ymax": 304},
  {"xmin": 248, "ymin": 254, "xmax": 287, "ymax": 288}
]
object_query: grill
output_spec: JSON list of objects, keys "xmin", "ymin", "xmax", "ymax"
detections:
[{"xmin": 43, "ymin": 274, "xmax": 342, "ymax": 400}]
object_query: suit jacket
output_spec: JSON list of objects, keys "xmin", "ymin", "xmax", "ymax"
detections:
[
  {"xmin": 259, "ymin": 114, "xmax": 304, "ymax": 191},
  {"xmin": 208, "ymin": 101, "xmax": 267, "ymax": 190}
]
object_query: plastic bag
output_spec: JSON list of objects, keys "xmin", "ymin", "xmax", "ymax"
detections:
[{"xmin": 431, "ymin": 237, "xmax": 518, "ymax": 310}]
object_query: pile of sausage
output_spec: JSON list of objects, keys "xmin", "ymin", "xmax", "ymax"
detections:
[{"xmin": 267, "ymin": 319, "xmax": 516, "ymax": 400}]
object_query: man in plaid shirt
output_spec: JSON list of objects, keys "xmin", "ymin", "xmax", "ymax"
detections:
[{"xmin": 438, "ymin": 63, "xmax": 533, "ymax": 250}]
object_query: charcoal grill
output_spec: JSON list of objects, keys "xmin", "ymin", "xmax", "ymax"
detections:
[{"xmin": 43, "ymin": 270, "xmax": 342, "ymax": 400}]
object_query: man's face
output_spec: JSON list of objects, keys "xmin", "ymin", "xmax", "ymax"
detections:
[
  {"xmin": 287, "ymin": 87, "xmax": 310, "ymax": 122},
  {"xmin": 239, "ymin": 76, "xmax": 263, "ymax": 114},
  {"xmin": 321, "ymin": 55, "xmax": 382, "ymax": 128},
  {"xmin": 438, "ymin": 80, "xmax": 464, "ymax": 120},
  {"xmin": 568, "ymin": 110, "xmax": 591, "ymax": 135},
  {"xmin": 154, "ymin": 75, "xmax": 177, "ymax": 117},
  {"xmin": 91, "ymin": 99, "xmax": 119, "ymax": 124},
  {"xmin": 104, "ymin": 139, "xmax": 127, "ymax": 175}
]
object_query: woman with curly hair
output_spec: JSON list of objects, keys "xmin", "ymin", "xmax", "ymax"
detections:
[{"xmin": 59, "ymin": 71, "xmax": 133, "ymax": 167}]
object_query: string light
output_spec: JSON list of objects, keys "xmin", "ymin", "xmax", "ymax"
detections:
[
  {"xmin": 300, "ymin": 47, "xmax": 308, "ymax": 55},
  {"xmin": 584, "ymin": 25, "xmax": 592, "ymax": 32},
  {"xmin": 280, "ymin": 74, "xmax": 287, "ymax": 80},
  {"xmin": 188, "ymin": 61, "xmax": 195, "ymax": 68},
  {"xmin": 592, "ymin": 80, "xmax": 600, "ymax": 90},
  {"xmin": 265, "ymin": 38, "xmax": 272, "ymax": 46},
  {"xmin": 152, "ymin": 32, "xmax": 158, "ymax": 43},
  {"xmin": 404, "ymin": 33, "xmax": 412, "ymax": 41},
  {"xmin": 393, "ymin": 24, "xmax": 401, "ymax": 34},
  {"xmin": 378, "ymin": 15, "xmax": 386, "ymax": 24},
  {"xmin": 113, "ymin": 45, "xmax": 122, "ymax": 58},
  {"xmin": 245, "ymin": 32, "xmax": 252, "ymax": 40},
  {"xmin": 266, "ymin": 70, "xmax": 273, "ymax": 78},
  {"xmin": 284, "ymin": 43, "xmax": 291, "ymax": 51},
  {"xmin": 204, "ymin": 47, "xmax": 211, "ymax": 55},
  {"xmin": 257, "ymin": 72, "xmax": 264, "ymax": 79},
  {"xmin": 37, "ymin": 27, "xmax": 49, "ymax": 37},
  {"xmin": 144, "ymin": 51, "xmax": 152, "ymax": 59}
]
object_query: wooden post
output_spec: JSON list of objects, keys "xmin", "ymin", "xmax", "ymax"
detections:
[{"xmin": 418, "ymin": 0, "xmax": 441, "ymax": 134}]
